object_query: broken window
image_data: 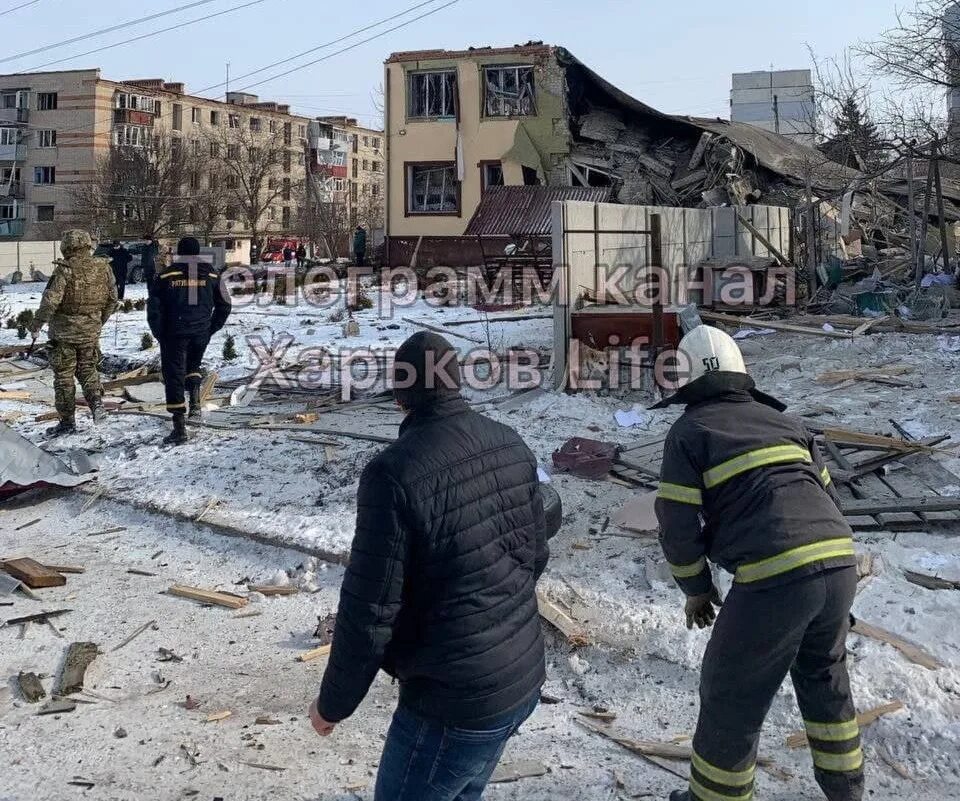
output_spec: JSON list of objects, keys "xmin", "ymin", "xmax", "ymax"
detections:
[
  {"xmin": 522, "ymin": 165, "xmax": 540, "ymax": 186},
  {"xmin": 481, "ymin": 161, "xmax": 504, "ymax": 192},
  {"xmin": 484, "ymin": 66, "xmax": 536, "ymax": 117},
  {"xmin": 569, "ymin": 163, "xmax": 612, "ymax": 188},
  {"xmin": 409, "ymin": 71, "xmax": 457, "ymax": 119},
  {"xmin": 407, "ymin": 163, "xmax": 459, "ymax": 214}
]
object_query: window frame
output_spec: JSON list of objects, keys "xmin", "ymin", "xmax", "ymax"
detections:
[
  {"xmin": 483, "ymin": 64, "xmax": 537, "ymax": 118},
  {"xmin": 37, "ymin": 92, "xmax": 58, "ymax": 111},
  {"xmin": 35, "ymin": 204, "xmax": 55, "ymax": 222},
  {"xmin": 33, "ymin": 165, "xmax": 56, "ymax": 185},
  {"xmin": 36, "ymin": 129, "xmax": 57, "ymax": 148},
  {"xmin": 407, "ymin": 69, "xmax": 458, "ymax": 120},
  {"xmin": 405, "ymin": 161, "xmax": 460, "ymax": 217},
  {"xmin": 480, "ymin": 160, "xmax": 505, "ymax": 192}
]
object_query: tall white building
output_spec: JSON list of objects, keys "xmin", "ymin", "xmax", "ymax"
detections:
[{"xmin": 730, "ymin": 70, "xmax": 816, "ymax": 146}]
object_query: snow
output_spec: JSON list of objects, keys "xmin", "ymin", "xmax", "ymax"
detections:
[{"xmin": 3, "ymin": 276, "xmax": 960, "ymax": 798}]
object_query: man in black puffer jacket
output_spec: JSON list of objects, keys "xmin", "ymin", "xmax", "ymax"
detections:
[
  {"xmin": 147, "ymin": 237, "xmax": 230, "ymax": 445},
  {"xmin": 310, "ymin": 332, "xmax": 549, "ymax": 801}
]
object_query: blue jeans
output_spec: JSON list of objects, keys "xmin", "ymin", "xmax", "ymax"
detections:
[{"xmin": 374, "ymin": 693, "xmax": 540, "ymax": 801}]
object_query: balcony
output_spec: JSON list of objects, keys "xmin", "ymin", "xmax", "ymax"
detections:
[
  {"xmin": 114, "ymin": 108, "xmax": 156, "ymax": 126},
  {"xmin": 0, "ymin": 107, "xmax": 28, "ymax": 124},
  {"xmin": 0, "ymin": 180, "xmax": 23, "ymax": 198},
  {"xmin": 0, "ymin": 144, "xmax": 26, "ymax": 162},
  {"xmin": 0, "ymin": 219, "xmax": 24, "ymax": 237}
]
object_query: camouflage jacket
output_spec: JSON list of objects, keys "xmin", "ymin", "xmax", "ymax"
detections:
[{"xmin": 33, "ymin": 255, "xmax": 118, "ymax": 345}]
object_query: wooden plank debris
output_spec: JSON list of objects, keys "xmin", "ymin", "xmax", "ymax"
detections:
[
  {"xmin": 37, "ymin": 699, "xmax": 76, "ymax": 715},
  {"xmin": 735, "ymin": 214, "xmax": 792, "ymax": 268},
  {"xmin": 822, "ymin": 428, "xmax": 941, "ymax": 454},
  {"xmin": 0, "ymin": 390, "xmax": 31, "ymax": 399},
  {"xmin": 490, "ymin": 760, "xmax": 549, "ymax": 784},
  {"xmin": 240, "ymin": 761, "xmax": 287, "ymax": 772},
  {"xmin": 5, "ymin": 609, "xmax": 71, "ymax": 627},
  {"xmin": 57, "ymin": 642, "xmax": 100, "ymax": 695},
  {"xmin": 1, "ymin": 557, "xmax": 66, "ymax": 588},
  {"xmin": 700, "ymin": 311, "xmax": 856, "ymax": 339},
  {"xmin": 786, "ymin": 701, "xmax": 903, "ymax": 748},
  {"xmin": 205, "ymin": 710, "xmax": 233, "ymax": 723},
  {"xmin": 111, "ymin": 619, "xmax": 158, "ymax": 652},
  {"xmin": 816, "ymin": 366, "xmax": 914, "ymax": 387},
  {"xmin": 296, "ymin": 644, "xmax": 332, "ymax": 663},
  {"xmin": 18, "ymin": 671, "xmax": 46, "ymax": 702},
  {"xmin": 904, "ymin": 570, "xmax": 960, "ymax": 591},
  {"xmin": 443, "ymin": 313, "xmax": 553, "ymax": 327},
  {"xmin": 248, "ymin": 584, "xmax": 298, "ymax": 596},
  {"xmin": 168, "ymin": 584, "xmax": 248, "ymax": 610},
  {"xmin": 43, "ymin": 564, "xmax": 84, "ymax": 575},
  {"xmin": 101, "ymin": 372, "xmax": 161, "ymax": 393},
  {"xmin": 14, "ymin": 518, "xmax": 41, "ymax": 531},
  {"xmin": 400, "ymin": 316, "xmax": 484, "ymax": 344},
  {"xmin": 852, "ymin": 620, "xmax": 944, "ymax": 670},
  {"xmin": 576, "ymin": 717, "xmax": 688, "ymax": 780},
  {"xmin": 842, "ymin": 497, "xmax": 960, "ymax": 517},
  {"xmin": 536, "ymin": 590, "xmax": 590, "ymax": 647}
]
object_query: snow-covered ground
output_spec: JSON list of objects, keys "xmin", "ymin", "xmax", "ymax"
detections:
[{"xmin": 3, "ymin": 276, "xmax": 960, "ymax": 800}]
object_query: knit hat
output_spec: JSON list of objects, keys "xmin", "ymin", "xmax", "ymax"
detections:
[
  {"xmin": 392, "ymin": 332, "xmax": 461, "ymax": 409},
  {"xmin": 177, "ymin": 237, "xmax": 201, "ymax": 256}
]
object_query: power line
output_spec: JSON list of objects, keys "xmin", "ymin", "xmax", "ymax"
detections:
[
  {"xmin": 0, "ymin": 0, "xmax": 224, "ymax": 65},
  {"xmin": 219, "ymin": 0, "xmax": 442, "ymax": 92},
  {"xmin": 236, "ymin": 0, "xmax": 459, "ymax": 93},
  {"xmin": 26, "ymin": 0, "xmax": 271, "ymax": 72},
  {"xmin": 0, "ymin": 0, "xmax": 40, "ymax": 18}
]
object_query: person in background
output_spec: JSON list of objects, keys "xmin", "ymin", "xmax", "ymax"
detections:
[
  {"xmin": 296, "ymin": 242, "xmax": 307, "ymax": 269},
  {"xmin": 147, "ymin": 237, "xmax": 231, "ymax": 445},
  {"xmin": 29, "ymin": 230, "xmax": 117, "ymax": 435},
  {"xmin": 282, "ymin": 244, "xmax": 294, "ymax": 271},
  {"xmin": 309, "ymin": 332, "xmax": 549, "ymax": 801},
  {"xmin": 353, "ymin": 225, "xmax": 367, "ymax": 267},
  {"xmin": 109, "ymin": 240, "xmax": 132, "ymax": 300},
  {"xmin": 142, "ymin": 234, "xmax": 160, "ymax": 286}
]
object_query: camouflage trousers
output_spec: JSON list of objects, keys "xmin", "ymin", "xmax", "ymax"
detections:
[{"xmin": 48, "ymin": 340, "xmax": 103, "ymax": 421}]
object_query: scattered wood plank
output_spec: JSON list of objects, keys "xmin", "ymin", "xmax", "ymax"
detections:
[
  {"xmin": 400, "ymin": 316, "xmax": 483, "ymax": 344},
  {"xmin": 37, "ymin": 698, "xmax": 76, "ymax": 715},
  {"xmin": 688, "ymin": 132, "xmax": 714, "ymax": 169},
  {"xmin": 296, "ymin": 644, "xmax": 332, "ymax": 663},
  {"xmin": 205, "ymin": 710, "xmax": 233, "ymax": 723},
  {"xmin": 904, "ymin": 570, "xmax": 960, "ymax": 591},
  {"xmin": 852, "ymin": 620, "xmax": 944, "ymax": 670},
  {"xmin": 199, "ymin": 371, "xmax": 219, "ymax": 405},
  {"xmin": 240, "ymin": 761, "xmax": 286, "ymax": 772},
  {"xmin": 842, "ymin": 497, "xmax": 960, "ymax": 517},
  {"xmin": 536, "ymin": 591, "xmax": 590, "ymax": 647},
  {"xmin": 168, "ymin": 584, "xmax": 248, "ymax": 610},
  {"xmin": 0, "ymin": 389, "xmax": 31, "ymax": 400},
  {"xmin": 578, "ymin": 709, "xmax": 617, "ymax": 722},
  {"xmin": 14, "ymin": 518, "xmax": 41, "ymax": 531},
  {"xmin": 42, "ymin": 564, "xmax": 85, "ymax": 575},
  {"xmin": 699, "ymin": 310, "xmax": 856, "ymax": 339},
  {"xmin": 1, "ymin": 557, "xmax": 66, "ymax": 588},
  {"xmin": 490, "ymin": 760, "xmax": 549, "ymax": 784},
  {"xmin": 127, "ymin": 568, "xmax": 157, "ymax": 577},
  {"xmin": 822, "ymin": 428, "xmax": 938, "ymax": 454},
  {"xmin": 248, "ymin": 584, "xmax": 298, "ymax": 596},
  {"xmin": 85, "ymin": 526, "xmax": 126, "ymax": 537},
  {"xmin": 5, "ymin": 609, "xmax": 71, "ymax": 627},
  {"xmin": 101, "ymin": 372, "xmax": 161, "ymax": 393},
  {"xmin": 443, "ymin": 313, "xmax": 553, "ymax": 327},
  {"xmin": 111, "ymin": 619, "xmax": 157, "ymax": 652},
  {"xmin": 57, "ymin": 642, "xmax": 100, "ymax": 696},
  {"xmin": 876, "ymin": 744, "xmax": 912, "ymax": 779},
  {"xmin": 18, "ymin": 671, "xmax": 46, "ymax": 702},
  {"xmin": 576, "ymin": 717, "xmax": 688, "ymax": 780},
  {"xmin": 786, "ymin": 701, "xmax": 903, "ymax": 748},
  {"xmin": 816, "ymin": 366, "xmax": 914, "ymax": 386},
  {"xmin": 195, "ymin": 496, "xmax": 219, "ymax": 523},
  {"xmin": 735, "ymin": 214, "xmax": 792, "ymax": 268}
]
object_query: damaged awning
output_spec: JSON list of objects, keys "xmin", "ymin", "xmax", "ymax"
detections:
[
  {"xmin": 464, "ymin": 185, "xmax": 612, "ymax": 237},
  {"xmin": 0, "ymin": 423, "xmax": 97, "ymax": 499}
]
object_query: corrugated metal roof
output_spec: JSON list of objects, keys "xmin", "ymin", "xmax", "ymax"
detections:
[{"xmin": 464, "ymin": 186, "xmax": 612, "ymax": 236}]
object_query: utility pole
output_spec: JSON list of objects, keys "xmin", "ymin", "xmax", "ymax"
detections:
[
  {"xmin": 906, "ymin": 145, "xmax": 918, "ymax": 284},
  {"xmin": 226, "ymin": 62, "xmax": 230, "ymax": 95}
]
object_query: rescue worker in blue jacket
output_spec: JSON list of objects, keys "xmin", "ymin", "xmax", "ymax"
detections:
[
  {"xmin": 653, "ymin": 325, "xmax": 863, "ymax": 801},
  {"xmin": 147, "ymin": 237, "xmax": 231, "ymax": 445}
]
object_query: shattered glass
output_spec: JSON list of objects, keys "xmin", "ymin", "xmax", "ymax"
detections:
[
  {"xmin": 409, "ymin": 71, "xmax": 457, "ymax": 118},
  {"xmin": 485, "ymin": 66, "xmax": 536, "ymax": 117},
  {"xmin": 410, "ymin": 165, "xmax": 458, "ymax": 213}
]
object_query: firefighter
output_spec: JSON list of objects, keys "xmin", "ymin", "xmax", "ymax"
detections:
[
  {"xmin": 653, "ymin": 325, "xmax": 863, "ymax": 801},
  {"xmin": 147, "ymin": 237, "xmax": 231, "ymax": 445}
]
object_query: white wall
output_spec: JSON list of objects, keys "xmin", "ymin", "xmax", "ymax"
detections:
[
  {"xmin": 0, "ymin": 240, "xmax": 61, "ymax": 280},
  {"xmin": 551, "ymin": 201, "xmax": 791, "ymax": 387}
]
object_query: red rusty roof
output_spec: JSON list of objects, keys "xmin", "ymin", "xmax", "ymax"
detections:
[{"xmin": 464, "ymin": 185, "xmax": 612, "ymax": 237}]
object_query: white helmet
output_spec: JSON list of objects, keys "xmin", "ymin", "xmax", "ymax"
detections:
[{"xmin": 673, "ymin": 325, "xmax": 746, "ymax": 391}]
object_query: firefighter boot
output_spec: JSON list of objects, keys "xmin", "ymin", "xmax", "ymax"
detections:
[
  {"xmin": 187, "ymin": 384, "xmax": 202, "ymax": 419},
  {"xmin": 668, "ymin": 793, "xmax": 690, "ymax": 801},
  {"xmin": 163, "ymin": 413, "xmax": 188, "ymax": 446},
  {"xmin": 89, "ymin": 398, "xmax": 106, "ymax": 424}
]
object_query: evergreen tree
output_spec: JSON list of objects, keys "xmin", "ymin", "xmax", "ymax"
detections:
[{"xmin": 820, "ymin": 96, "xmax": 888, "ymax": 173}]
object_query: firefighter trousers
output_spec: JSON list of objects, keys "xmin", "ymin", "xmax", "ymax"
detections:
[
  {"xmin": 159, "ymin": 335, "xmax": 209, "ymax": 416},
  {"xmin": 689, "ymin": 566, "xmax": 863, "ymax": 801}
]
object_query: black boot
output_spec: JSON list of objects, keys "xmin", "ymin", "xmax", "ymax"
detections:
[
  {"xmin": 89, "ymin": 398, "xmax": 106, "ymax": 424},
  {"xmin": 47, "ymin": 418, "xmax": 77, "ymax": 437},
  {"xmin": 187, "ymin": 384, "xmax": 202, "ymax": 419},
  {"xmin": 163, "ymin": 413, "xmax": 188, "ymax": 446},
  {"xmin": 668, "ymin": 792, "xmax": 690, "ymax": 801}
]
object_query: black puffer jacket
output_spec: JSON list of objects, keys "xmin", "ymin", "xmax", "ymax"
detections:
[{"xmin": 317, "ymin": 396, "xmax": 549, "ymax": 726}]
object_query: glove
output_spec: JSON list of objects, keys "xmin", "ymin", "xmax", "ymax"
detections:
[{"xmin": 685, "ymin": 585, "xmax": 723, "ymax": 630}]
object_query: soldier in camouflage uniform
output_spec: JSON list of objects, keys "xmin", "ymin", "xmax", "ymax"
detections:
[{"xmin": 30, "ymin": 230, "xmax": 118, "ymax": 436}]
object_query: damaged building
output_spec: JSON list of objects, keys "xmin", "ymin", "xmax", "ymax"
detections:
[{"xmin": 383, "ymin": 42, "xmax": 854, "ymax": 268}]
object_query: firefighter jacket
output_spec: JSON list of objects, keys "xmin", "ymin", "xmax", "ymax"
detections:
[
  {"xmin": 147, "ymin": 259, "xmax": 231, "ymax": 340},
  {"xmin": 655, "ymin": 372, "xmax": 855, "ymax": 595}
]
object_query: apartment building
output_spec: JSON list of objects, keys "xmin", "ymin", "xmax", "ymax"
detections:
[
  {"xmin": 384, "ymin": 43, "xmax": 571, "ymax": 266},
  {"xmin": 0, "ymin": 68, "xmax": 310, "ymax": 254},
  {"xmin": 307, "ymin": 115, "xmax": 384, "ymax": 228}
]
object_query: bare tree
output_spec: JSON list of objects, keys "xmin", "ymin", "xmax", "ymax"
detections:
[
  {"xmin": 70, "ymin": 131, "xmax": 194, "ymax": 240},
  {"xmin": 207, "ymin": 123, "xmax": 300, "ymax": 253}
]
